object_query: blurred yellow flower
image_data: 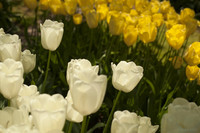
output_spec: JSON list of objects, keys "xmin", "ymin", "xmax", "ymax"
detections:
[
  {"xmin": 64, "ymin": 0, "xmax": 77, "ymax": 15},
  {"xmin": 180, "ymin": 8, "xmax": 195, "ymax": 24},
  {"xmin": 138, "ymin": 22, "xmax": 157, "ymax": 44},
  {"xmin": 109, "ymin": 13, "xmax": 125, "ymax": 35},
  {"xmin": 135, "ymin": 0, "xmax": 149, "ymax": 13},
  {"xmin": 73, "ymin": 14, "xmax": 83, "ymax": 25},
  {"xmin": 186, "ymin": 65, "xmax": 199, "ymax": 81},
  {"xmin": 123, "ymin": 25, "xmax": 138, "ymax": 46},
  {"xmin": 39, "ymin": 0, "xmax": 50, "ymax": 10},
  {"xmin": 169, "ymin": 56, "xmax": 183, "ymax": 69},
  {"xmin": 166, "ymin": 24, "xmax": 186, "ymax": 50},
  {"xmin": 86, "ymin": 9, "xmax": 99, "ymax": 29},
  {"xmin": 109, "ymin": 0, "xmax": 123, "ymax": 11},
  {"xmin": 165, "ymin": 19, "xmax": 178, "ymax": 29},
  {"xmin": 152, "ymin": 13, "xmax": 164, "ymax": 27},
  {"xmin": 150, "ymin": 0, "xmax": 160, "ymax": 14},
  {"xmin": 184, "ymin": 18, "xmax": 197, "ymax": 38},
  {"xmin": 78, "ymin": 0, "xmax": 94, "ymax": 15},
  {"xmin": 96, "ymin": 4, "xmax": 109, "ymax": 20},
  {"xmin": 49, "ymin": 0, "xmax": 66, "ymax": 15},
  {"xmin": 160, "ymin": 0, "xmax": 171, "ymax": 14},
  {"xmin": 130, "ymin": 9, "xmax": 138, "ymax": 17},
  {"xmin": 24, "ymin": 0, "xmax": 38, "ymax": 10},
  {"xmin": 124, "ymin": 0, "xmax": 135, "ymax": 9},
  {"xmin": 184, "ymin": 42, "xmax": 200, "ymax": 66},
  {"xmin": 106, "ymin": 10, "xmax": 118, "ymax": 24}
]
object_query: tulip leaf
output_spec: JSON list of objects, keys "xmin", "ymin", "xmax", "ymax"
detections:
[
  {"xmin": 50, "ymin": 53, "xmax": 58, "ymax": 64},
  {"xmin": 87, "ymin": 123, "xmax": 105, "ymax": 133},
  {"xmin": 143, "ymin": 77, "xmax": 156, "ymax": 95}
]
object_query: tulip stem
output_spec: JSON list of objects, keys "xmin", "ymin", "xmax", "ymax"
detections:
[
  {"xmin": 81, "ymin": 116, "xmax": 87, "ymax": 133},
  {"xmin": 67, "ymin": 122, "xmax": 73, "ymax": 133},
  {"xmin": 103, "ymin": 90, "xmax": 122, "ymax": 133},
  {"xmin": 41, "ymin": 50, "xmax": 51, "ymax": 93}
]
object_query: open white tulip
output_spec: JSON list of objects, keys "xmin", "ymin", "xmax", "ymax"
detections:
[
  {"xmin": 0, "ymin": 59, "xmax": 24, "ymax": 99},
  {"xmin": 21, "ymin": 50, "xmax": 36, "ymax": 73},
  {"xmin": 111, "ymin": 61, "xmax": 143, "ymax": 93},
  {"xmin": 30, "ymin": 94, "xmax": 67, "ymax": 133},
  {"xmin": 65, "ymin": 90, "xmax": 83, "ymax": 123},
  {"xmin": 67, "ymin": 59, "xmax": 107, "ymax": 116},
  {"xmin": 0, "ymin": 32, "xmax": 21, "ymax": 61},
  {"xmin": 161, "ymin": 98, "xmax": 200, "ymax": 133},
  {"xmin": 0, "ymin": 124, "xmax": 39, "ymax": 133},
  {"xmin": 40, "ymin": 19, "xmax": 64, "ymax": 51},
  {"xmin": 111, "ymin": 110, "xmax": 158, "ymax": 133}
]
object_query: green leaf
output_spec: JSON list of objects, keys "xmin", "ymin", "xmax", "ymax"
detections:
[{"xmin": 87, "ymin": 123, "xmax": 105, "ymax": 133}]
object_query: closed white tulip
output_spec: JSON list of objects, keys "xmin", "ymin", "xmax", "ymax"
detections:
[
  {"xmin": 65, "ymin": 90, "xmax": 83, "ymax": 123},
  {"xmin": 0, "ymin": 28, "xmax": 4, "ymax": 35},
  {"xmin": 111, "ymin": 110, "xmax": 158, "ymax": 133},
  {"xmin": 0, "ymin": 124, "xmax": 39, "ymax": 133},
  {"xmin": 30, "ymin": 94, "xmax": 67, "ymax": 133},
  {"xmin": 67, "ymin": 59, "xmax": 107, "ymax": 116},
  {"xmin": 0, "ymin": 32, "xmax": 21, "ymax": 61},
  {"xmin": 111, "ymin": 61, "xmax": 143, "ymax": 93},
  {"xmin": 161, "ymin": 98, "xmax": 200, "ymax": 133},
  {"xmin": 0, "ymin": 59, "xmax": 24, "ymax": 99},
  {"xmin": 21, "ymin": 50, "xmax": 36, "ymax": 73},
  {"xmin": 40, "ymin": 19, "xmax": 64, "ymax": 51}
]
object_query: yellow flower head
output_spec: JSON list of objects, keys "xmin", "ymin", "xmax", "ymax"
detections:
[
  {"xmin": 184, "ymin": 18, "xmax": 197, "ymax": 38},
  {"xmin": 160, "ymin": 0, "xmax": 171, "ymax": 14},
  {"xmin": 86, "ymin": 9, "xmax": 99, "ymax": 29},
  {"xmin": 78, "ymin": 0, "xmax": 94, "ymax": 15},
  {"xmin": 166, "ymin": 24, "xmax": 186, "ymax": 50},
  {"xmin": 109, "ymin": 0, "xmax": 123, "ymax": 11},
  {"xmin": 96, "ymin": 4, "xmax": 109, "ymax": 20},
  {"xmin": 184, "ymin": 42, "xmax": 200, "ymax": 66},
  {"xmin": 180, "ymin": 8, "xmax": 195, "ymax": 23},
  {"xmin": 135, "ymin": 0, "xmax": 149, "ymax": 13},
  {"xmin": 24, "ymin": 0, "xmax": 38, "ymax": 10},
  {"xmin": 73, "ymin": 14, "xmax": 83, "ymax": 25},
  {"xmin": 39, "ymin": 0, "xmax": 50, "ymax": 10},
  {"xmin": 64, "ymin": 0, "xmax": 77, "ymax": 15},
  {"xmin": 150, "ymin": 0, "xmax": 160, "ymax": 14},
  {"xmin": 186, "ymin": 65, "xmax": 199, "ymax": 81},
  {"xmin": 152, "ymin": 13, "xmax": 164, "ymax": 27},
  {"xmin": 130, "ymin": 9, "xmax": 138, "ymax": 17},
  {"xmin": 49, "ymin": 0, "xmax": 66, "ymax": 15},
  {"xmin": 123, "ymin": 25, "xmax": 138, "ymax": 46},
  {"xmin": 165, "ymin": 19, "xmax": 178, "ymax": 29},
  {"xmin": 109, "ymin": 13, "xmax": 125, "ymax": 35},
  {"xmin": 124, "ymin": 0, "xmax": 135, "ymax": 9}
]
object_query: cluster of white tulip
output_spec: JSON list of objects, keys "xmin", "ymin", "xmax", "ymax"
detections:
[{"xmin": 0, "ymin": 19, "xmax": 198, "ymax": 133}]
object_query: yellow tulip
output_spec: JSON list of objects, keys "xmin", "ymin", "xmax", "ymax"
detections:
[
  {"xmin": 39, "ymin": 0, "xmax": 50, "ymax": 10},
  {"xmin": 124, "ymin": 0, "xmax": 135, "ymax": 9},
  {"xmin": 166, "ymin": 7, "xmax": 178, "ymax": 21},
  {"xmin": 78, "ymin": 0, "xmax": 94, "ymax": 15},
  {"xmin": 96, "ymin": 4, "xmax": 109, "ymax": 20},
  {"xmin": 86, "ymin": 10, "xmax": 99, "ymax": 29},
  {"xmin": 95, "ymin": 0, "xmax": 107, "ymax": 5},
  {"xmin": 130, "ymin": 9, "xmax": 138, "ymax": 17},
  {"xmin": 160, "ymin": 0, "xmax": 171, "ymax": 14},
  {"xmin": 150, "ymin": 0, "xmax": 160, "ymax": 14},
  {"xmin": 165, "ymin": 19, "xmax": 178, "ymax": 29},
  {"xmin": 186, "ymin": 65, "xmax": 199, "ymax": 81},
  {"xmin": 166, "ymin": 24, "xmax": 186, "ymax": 50},
  {"xmin": 106, "ymin": 10, "xmax": 118, "ymax": 24},
  {"xmin": 197, "ymin": 20, "xmax": 200, "ymax": 27},
  {"xmin": 73, "ymin": 14, "xmax": 83, "ymax": 25},
  {"xmin": 109, "ymin": 0, "xmax": 123, "ymax": 11},
  {"xmin": 24, "ymin": 0, "xmax": 38, "ymax": 10},
  {"xmin": 123, "ymin": 25, "xmax": 138, "ymax": 46},
  {"xmin": 138, "ymin": 22, "xmax": 157, "ymax": 44},
  {"xmin": 180, "ymin": 8, "xmax": 195, "ymax": 24},
  {"xmin": 64, "ymin": 0, "xmax": 77, "ymax": 15},
  {"xmin": 135, "ymin": 0, "xmax": 149, "ymax": 13},
  {"xmin": 152, "ymin": 13, "xmax": 164, "ymax": 27},
  {"xmin": 184, "ymin": 18, "xmax": 197, "ymax": 38},
  {"xmin": 184, "ymin": 42, "xmax": 200, "ymax": 66},
  {"xmin": 49, "ymin": 0, "xmax": 66, "ymax": 15},
  {"xmin": 109, "ymin": 13, "xmax": 125, "ymax": 35},
  {"xmin": 122, "ymin": 13, "xmax": 138, "ymax": 27}
]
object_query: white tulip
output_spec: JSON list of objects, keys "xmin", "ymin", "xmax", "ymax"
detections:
[
  {"xmin": 30, "ymin": 94, "xmax": 67, "ymax": 133},
  {"xmin": 0, "ymin": 124, "xmax": 39, "ymax": 133},
  {"xmin": 161, "ymin": 98, "xmax": 200, "ymax": 133},
  {"xmin": 111, "ymin": 61, "xmax": 143, "ymax": 93},
  {"xmin": 65, "ymin": 90, "xmax": 83, "ymax": 123},
  {"xmin": 0, "ymin": 107, "xmax": 31, "ymax": 128},
  {"xmin": 0, "ymin": 28, "xmax": 5, "ymax": 35},
  {"xmin": 15, "ymin": 84, "xmax": 39, "ymax": 112},
  {"xmin": 21, "ymin": 50, "xmax": 36, "ymax": 73},
  {"xmin": 0, "ymin": 32, "xmax": 21, "ymax": 61},
  {"xmin": 67, "ymin": 59, "xmax": 107, "ymax": 116},
  {"xmin": 40, "ymin": 19, "xmax": 64, "ymax": 51},
  {"xmin": 0, "ymin": 59, "xmax": 24, "ymax": 99},
  {"xmin": 111, "ymin": 110, "xmax": 158, "ymax": 133}
]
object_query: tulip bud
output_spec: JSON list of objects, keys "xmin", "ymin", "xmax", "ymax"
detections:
[
  {"xmin": 186, "ymin": 65, "xmax": 199, "ymax": 81},
  {"xmin": 111, "ymin": 110, "xmax": 158, "ymax": 133},
  {"xmin": 67, "ymin": 59, "xmax": 107, "ymax": 116},
  {"xmin": 30, "ymin": 94, "xmax": 67, "ymax": 133},
  {"xmin": 0, "ymin": 59, "xmax": 24, "ymax": 99},
  {"xmin": 161, "ymin": 98, "xmax": 200, "ymax": 133},
  {"xmin": 86, "ymin": 9, "xmax": 99, "ymax": 29},
  {"xmin": 73, "ymin": 14, "xmax": 83, "ymax": 25},
  {"xmin": 64, "ymin": 0, "xmax": 77, "ymax": 15},
  {"xmin": 166, "ymin": 24, "xmax": 186, "ymax": 50},
  {"xmin": 40, "ymin": 19, "xmax": 64, "ymax": 51},
  {"xmin": 21, "ymin": 50, "xmax": 36, "ymax": 73},
  {"xmin": 0, "ymin": 32, "xmax": 21, "ymax": 61},
  {"xmin": 109, "ymin": 13, "xmax": 125, "ymax": 35},
  {"xmin": 123, "ymin": 25, "xmax": 138, "ymax": 46},
  {"xmin": 96, "ymin": 4, "xmax": 109, "ymax": 21},
  {"xmin": 111, "ymin": 61, "xmax": 143, "ymax": 93},
  {"xmin": 184, "ymin": 42, "xmax": 200, "ymax": 66},
  {"xmin": 49, "ymin": 0, "xmax": 66, "ymax": 15}
]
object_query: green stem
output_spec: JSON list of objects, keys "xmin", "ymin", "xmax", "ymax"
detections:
[
  {"xmin": 67, "ymin": 122, "xmax": 73, "ymax": 133},
  {"xmin": 41, "ymin": 50, "xmax": 51, "ymax": 93},
  {"xmin": 81, "ymin": 116, "xmax": 87, "ymax": 133},
  {"xmin": 103, "ymin": 91, "xmax": 122, "ymax": 133}
]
